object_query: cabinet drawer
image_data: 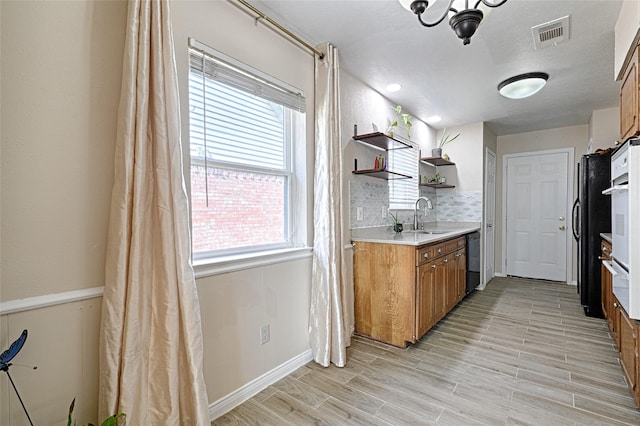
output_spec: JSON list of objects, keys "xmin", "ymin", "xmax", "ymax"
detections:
[
  {"xmin": 446, "ymin": 237, "xmax": 465, "ymax": 253},
  {"xmin": 417, "ymin": 246, "xmax": 435, "ymax": 265}
]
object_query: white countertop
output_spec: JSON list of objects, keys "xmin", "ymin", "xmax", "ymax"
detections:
[
  {"xmin": 351, "ymin": 222, "xmax": 481, "ymax": 246},
  {"xmin": 600, "ymin": 232, "xmax": 612, "ymax": 244}
]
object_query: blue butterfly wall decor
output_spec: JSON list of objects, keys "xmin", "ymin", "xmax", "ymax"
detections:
[
  {"xmin": 0, "ymin": 329, "xmax": 28, "ymax": 371},
  {"xmin": 1, "ymin": 329, "xmax": 34, "ymax": 425}
]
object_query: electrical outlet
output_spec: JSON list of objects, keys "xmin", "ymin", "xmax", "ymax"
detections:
[
  {"xmin": 356, "ymin": 206, "xmax": 363, "ymax": 221},
  {"xmin": 260, "ymin": 324, "xmax": 270, "ymax": 345},
  {"xmin": 381, "ymin": 206, "xmax": 387, "ymax": 218}
]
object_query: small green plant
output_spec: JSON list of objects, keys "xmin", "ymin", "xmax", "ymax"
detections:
[
  {"xmin": 389, "ymin": 211, "xmax": 403, "ymax": 232},
  {"xmin": 438, "ymin": 128, "xmax": 460, "ymax": 148},
  {"xmin": 389, "ymin": 211, "xmax": 399, "ymax": 226},
  {"xmin": 386, "ymin": 105, "xmax": 412, "ymax": 139},
  {"xmin": 68, "ymin": 398, "xmax": 125, "ymax": 426}
]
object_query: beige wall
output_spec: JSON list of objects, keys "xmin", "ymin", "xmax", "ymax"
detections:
[
  {"xmin": 1, "ymin": 0, "xmax": 124, "ymax": 301},
  {"xmin": 436, "ymin": 123, "xmax": 484, "ymax": 192},
  {"xmin": 1, "ymin": 1, "xmax": 126, "ymax": 424},
  {"xmin": 495, "ymin": 124, "xmax": 589, "ymax": 283},
  {"xmin": 589, "ymin": 106, "xmax": 621, "ymax": 151},
  {"xmin": 1, "ymin": 0, "xmax": 315, "ymax": 423}
]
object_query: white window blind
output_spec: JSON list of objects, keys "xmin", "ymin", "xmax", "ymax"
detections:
[{"xmin": 388, "ymin": 138, "xmax": 419, "ymax": 210}]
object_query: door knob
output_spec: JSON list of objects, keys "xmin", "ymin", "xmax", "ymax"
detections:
[
  {"xmin": 559, "ymin": 216, "xmax": 565, "ymax": 221},
  {"xmin": 559, "ymin": 225, "xmax": 565, "ymax": 230}
]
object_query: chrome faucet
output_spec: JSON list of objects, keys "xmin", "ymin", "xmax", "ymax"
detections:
[{"xmin": 414, "ymin": 197, "xmax": 433, "ymax": 230}]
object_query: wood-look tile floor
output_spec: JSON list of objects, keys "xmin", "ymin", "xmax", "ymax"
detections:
[{"xmin": 212, "ymin": 277, "xmax": 640, "ymax": 425}]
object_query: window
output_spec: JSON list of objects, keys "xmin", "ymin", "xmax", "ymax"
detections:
[
  {"xmin": 388, "ymin": 137, "xmax": 419, "ymax": 210},
  {"xmin": 188, "ymin": 40, "xmax": 306, "ymax": 260}
]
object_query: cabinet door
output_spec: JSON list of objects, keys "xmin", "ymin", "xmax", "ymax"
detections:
[
  {"xmin": 445, "ymin": 253, "xmax": 458, "ymax": 311},
  {"xmin": 619, "ymin": 308, "xmax": 638, "ymax": 394},
  {"xmin": 433, "ymin": 258, "xmax": 447, "ymax": 322},
  {"xmin": 601, "ymin": 260, "xmax": 611, "ymax": 322},
  {"xmin": 416, "ymin": 262, "xmax": 436, "ymax": 339},
  {"xmin": 621, "ymin": 45, "xmax": 639, "ymax": 141},
  {"xmin": 613, "ymin": 297, "xmax": 621, "ymax": 349},
  {"xmin": 455, "ymin": 249, "xmax": 466, "ymax": 302}
]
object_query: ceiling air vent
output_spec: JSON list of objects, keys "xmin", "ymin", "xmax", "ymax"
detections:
[{"xmin": 531, "ymin": 15, "xmax": 570, "ymax": 50}]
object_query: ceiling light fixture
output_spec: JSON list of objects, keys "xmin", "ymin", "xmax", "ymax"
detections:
[
  {"xmin": 398, "ymin": 0, "xmax": 508, "ymax": 45},
  {"xmin": 427, "ymin": 115, "xmax": 442, "ymax": 123},
  {"xmin": 498, "ymin": 72, "xmax": 549, "ymax": 99},
  {"xmin": 386, "ymin": 83, "xmax": 402, "ymax": 92}
]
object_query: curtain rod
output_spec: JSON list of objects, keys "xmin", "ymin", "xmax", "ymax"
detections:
[{"xmin": 235, "ymin": 0, "xmax": 325, "ymax": 60}]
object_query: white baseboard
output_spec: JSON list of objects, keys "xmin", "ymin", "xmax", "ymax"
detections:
[
  {"xmin": 494, "ymin": 272, "xmax": 507, "ymax": 277},
  {"xmin": 568, "ymin": 280, "xmax": 577, "ymax": 286},
  {"xmin": 208, "ymin": 348, "xmax": 314, "ymax": 421}
]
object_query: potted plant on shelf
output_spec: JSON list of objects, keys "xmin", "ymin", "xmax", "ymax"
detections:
[
  {"xmin": 386, "ymin": 105, "xmax": 412, "ymax": 140},
  {"xmin": 432, "ymin": 128, "xmax": 460, "ymax": 157}
]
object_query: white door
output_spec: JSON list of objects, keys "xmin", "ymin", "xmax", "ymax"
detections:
[
  {"xmin": 484, "ymin": 148, "xmax": 496, "ymax": 285},
  {"xmin": 505, "ymin": 151, "xmax": 569, "ymax": 281}
]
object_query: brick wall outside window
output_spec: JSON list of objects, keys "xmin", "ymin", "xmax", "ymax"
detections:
[{"xmin": 191, "ymin": 165, "xmax": 286, "ymax": 252}]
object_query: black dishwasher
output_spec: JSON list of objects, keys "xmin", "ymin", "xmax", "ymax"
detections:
[{"xmin": 466, "ymin": 232, "xmax": 480, "ymax": 294}]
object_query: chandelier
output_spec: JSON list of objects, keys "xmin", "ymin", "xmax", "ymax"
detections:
[{"xmin": 399, "ymin": 0, "xmax": 508, "ymax": 45}]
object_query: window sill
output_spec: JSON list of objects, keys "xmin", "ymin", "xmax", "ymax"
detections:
[{"xmin": 193, "ymin": 247, "xmax": 313, "ymax": 279}]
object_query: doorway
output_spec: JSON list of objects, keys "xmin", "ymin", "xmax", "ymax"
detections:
[
  {"xmin": 503, "ymin": 149, "xmax": 574, "ymax": 282},
  {"xmin": 484, "ymin": 148, "xmax": 496, "ymax": 286}
]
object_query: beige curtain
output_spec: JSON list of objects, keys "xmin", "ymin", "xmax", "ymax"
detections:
[
  {"xmin": 309, "ymin": 43, "xmax": 350, "ymax": 367},
  {"xmin": 99, "ymin": 0, "xmax": 210, "ymax": 424}
]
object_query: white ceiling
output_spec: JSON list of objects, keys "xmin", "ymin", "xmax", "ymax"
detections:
[{"xmin": 248, "ymin": 0, "xmax": 622, "ymax": 136}]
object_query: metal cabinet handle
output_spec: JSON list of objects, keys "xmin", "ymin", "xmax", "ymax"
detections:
[
  {"xmin": 432, "ymin": 264, "xmax": 436, "ymax": 269},
  {"xmin": 598, "ymin": 256, "xmax": 604, "ymax": 260},
  {"xmin": 603, "ymin": 246, "xmax": 608, "ymax": 252},
  {"xmin": 444, "ymin": 259, "xmax": 448, "ymax": 263},
  {"xmin": 456, "ymin": 253, "xmax": 462, "ymax": 258},
  {"xmin": 437, "ymin": 248, "xmax": 442, "ymax": 254},
  {"xmin": 423, "ymin": 253, "xmax": 429, "ymax": 258},
  {"xmin": 614, "ymin": 302, "xmax": 619, "ymax": 308}
]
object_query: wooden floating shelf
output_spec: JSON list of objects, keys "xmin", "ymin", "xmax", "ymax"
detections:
[
  {"xmin": 353, "ymin": 132, "xmax": 412, "ymax": 151},
  {"xmin": 420, "ymin": 182, "xmax": 455, "ymax": 189},
  {"xmin": 420, "ymin": 157, "xmax": 456, "ymax": 166},
  {"xmin": 352, "ymin": 169, "xmax": 412, "ymax": 180}
]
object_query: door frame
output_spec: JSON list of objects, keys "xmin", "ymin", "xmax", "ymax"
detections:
[
  {"xmin": 483, "ymin": 147, "xmax": 496, "ymax": 287},
  {"xmin": 501, "ymin": 148, "xmax": 575, "ymax": 283}
]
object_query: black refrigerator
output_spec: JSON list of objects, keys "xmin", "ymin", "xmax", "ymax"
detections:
[{"xmin": 572, "ymin": 152, "xmax": 611, "ymax": 318}]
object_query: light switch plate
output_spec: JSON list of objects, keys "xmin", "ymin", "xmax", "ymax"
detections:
[
  {"xmin": 356, "ymin": 206, "xmax": 363, "ymax": 221},
  {"xmin": 381, "ymin": 206, "xmax": 387, "ymax": 218}
]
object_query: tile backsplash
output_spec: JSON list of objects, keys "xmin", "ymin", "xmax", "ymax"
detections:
[
  {"xmin": 436, "ymin": 190, "xmax": 482, "ymax": 222},
  {"xmin": 350, "ymin": 179, "xmax": 481, "ymax": 228}
]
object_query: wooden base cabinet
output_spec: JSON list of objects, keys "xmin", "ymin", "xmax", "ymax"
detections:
[
  {"xmin": 601, "ymin": 238, "xmax": 640, "ymax": 407},
  {"xmin": 354, "ymin": 236, "xmax": 467, "ymax": 347},
  {"xmin": 619, "ymin": 306, "xmax": 638, "ymax": 399}
]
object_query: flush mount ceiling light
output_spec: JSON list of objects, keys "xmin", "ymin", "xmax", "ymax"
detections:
[
  {"xmin": 398, "ymin": 0, "xmax": 508, "ymax": 45},
  {"xmin": 498, "ymin": 72, "xmax": 549, "ymax": 99},
  {"xmin": 386, "ymin": 83, "xmax": 402, "ymax": 92}
]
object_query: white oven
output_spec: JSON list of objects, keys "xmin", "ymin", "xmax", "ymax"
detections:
[{"xmin": 603, "ymin": 141, "xmax": 631, "ymax": 314}]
